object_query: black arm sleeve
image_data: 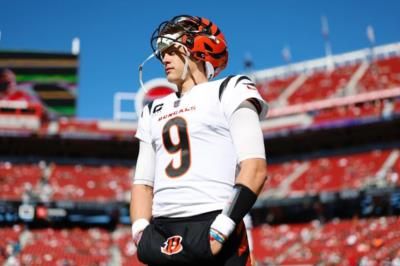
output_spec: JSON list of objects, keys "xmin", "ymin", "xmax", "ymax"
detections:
[{"xmin": 222, "ymin": 184, "xmax": 258, "ymax": 224}]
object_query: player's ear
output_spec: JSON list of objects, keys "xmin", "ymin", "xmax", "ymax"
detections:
[
  {"xmin": 186, "ymin": 55, "xmax": 202, "ymax": 69},
  {"xmin": 193, "ymin": 59, "xmax": 206, "ymax": 74}
]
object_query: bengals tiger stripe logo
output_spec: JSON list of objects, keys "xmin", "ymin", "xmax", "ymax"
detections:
[{"xmin": 161, "ymin": 235, "xmax": 183, "ymax": 255}]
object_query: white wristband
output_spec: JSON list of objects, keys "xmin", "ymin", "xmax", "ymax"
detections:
[
  {"xmin": 131, "ymin": 218, "xmax": 150, "ymax": 245},
  {"xmin": 210, "ymin": 214, "xmax": 236, "ymax": 238}
]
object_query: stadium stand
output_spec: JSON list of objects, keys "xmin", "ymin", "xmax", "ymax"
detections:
[
  {"xmin": 18, "ymin": 227, "xmax": 112, "ymax": 266},
  {"xmin": 261, "ymin": 149, "xmax": 398, "ymax": 198},
  {"xmin": 113, "ymin": 227, "xmax": 145, "ymax": 266},
  {"xmin": 257, "ymin": 75, "xmax": 298, "ymax": 103},
  {"xmin": 49, "ymin": 164, "xmax": 132, "ymax": 202},
  {"xmin": 255, "ymin": 45, "xmax": 400, "ymax": 108},
  {"xmin": 287, "ymin": 64, "xmax": 359, "ymax": 105},
  {"xmin": 55, "ymin": 119, "xmax": 136, "ymax": 140},
  {"xmin": 312, "ymin": 100, "xmax": 383, "ymax": 125},
  {"xmin": 1, "ymin": 42, "xmax": 400, "ymax": 265},
  {"xmin": 2, "ymin": 215, "xmax": 399, "ymax": 265},
  {"xmin": 0, "ymin": 163, "xmax": 41, "ymax": 200},
  {"xmin": 253, "ymin": 216, "xmax": 400, "ymax": 265},
  {"xmin": 262, "ymin": 161, "xmax": 301, "ymax": 191},
  {"xmin": 394, "ymin": 98, "xmax": 400, "ymax": 113},
  {"xmin": 0, "ymin": 226, "xmax": 21, "ymax": 265},
  {"xmin": 0, "ymin": 162, "xmax": 133, "ymax": 203},
  {"xmin": 1, "ymin": 148, "xmax": 395, "ymax": 204},
  {"xmin": 289, "ymin": 149, "xmax": 392, "ymax": 195},
  {"xmin": 357, "ymin": 56, "xmax": 400, "ymax": 93}
]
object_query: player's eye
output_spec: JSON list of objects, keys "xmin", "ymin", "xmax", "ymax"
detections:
[
  {"xmin": 161, "ymin": 49, "xmax": 177, "ymax": 60},
  {"xmin": 160, "ymin": 52, "xmax": 166, "ymax": 60}
]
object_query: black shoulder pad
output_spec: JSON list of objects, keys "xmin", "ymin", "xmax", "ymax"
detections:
[{"xmin": 218, "ymin": 75, "xmax": 235, "ymax": 101}]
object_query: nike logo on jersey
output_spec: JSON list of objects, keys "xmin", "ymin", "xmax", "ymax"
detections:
[
  {"xmin": 243, "ymin": 82, "xmax": 257, "ymax": 90},
  {"xmin": 153, "ymin": 103, "xmax": 164, "ymax": 113}
]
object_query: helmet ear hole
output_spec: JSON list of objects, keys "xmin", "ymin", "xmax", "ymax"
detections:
[{"xmin": 193, "ymin": 52, "xmax": 205, "ymax": 60}]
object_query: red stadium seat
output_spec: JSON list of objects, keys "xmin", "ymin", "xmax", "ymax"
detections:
[
  {"xmin": 289, "ymin": 149, "xmax": 390, "ymax": 195},
  {"xmin": 313, "ymin": 101, "xmax": 383, "ymax": 125},
  {"xmin": 49, "ymin": 164, "xmax": 132, "ymax": 202},
  {"xmin": 252, "ymin": 216, "xmax": 400, "ymax": 265},
  {"xmin": 358, "ymin": 57, "xmax": 400, "ymax": 93},
  {"xmin": 0, "ymin": 163, "xmax": 41, "ymax": 200},
  {"xmin": 288, "ymin": 65, "xmax": 358, "ymax": 105},
  {"xmin": 257, "ymin": 75, "xmax": 297, "ymax": 102}
]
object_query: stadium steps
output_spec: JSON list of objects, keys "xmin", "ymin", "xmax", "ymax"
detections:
[
  {"xmin": 273, "ymin": 73, "xmax": 308, "ymax": 107},
  {"xmin": 279, "ymin": 162, "xmax": 310, "ymax": 197},
  {"xmin": 109, "ymin": 244, "xmax": 122, "ymax": 266},
  {"xmin": 373, "ymin": 149, "xmax": 400, "ymax": 187},
  {"xmin": 19, "ymin": 230, "xmax": 31, "ymax": 248},
  {"xmin": 263, "ymin": 162, "xmax": 310, "ymax": 198},
  {"xmin": 275, "ymin": 242, "xmax": 303, "ymax": 264},
  {"xmin": 344, "ymin": 60, "xmax": 369, "ymax": 96}
]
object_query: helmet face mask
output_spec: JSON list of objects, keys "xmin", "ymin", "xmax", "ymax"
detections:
[
  {"xmin": 151, "ymin": 15, "xmax": 228, "ymax": 79},
  {"xmin": 157, "ymin": 33, "xmax": 182, "ymax": 54}
]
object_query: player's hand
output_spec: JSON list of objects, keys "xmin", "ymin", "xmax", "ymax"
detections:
[
  {"xmin": 132, "ymin": 230, "xmax": 144, "ymax": 247},
  {"xmin": 131, "ymin": 219, "xmax": 150, "ymax": 247},
  {"xmin": 209, "ymin": 238, "xmax": 223, "ymax": 255},
  {"xmin": 209, "ymin": 214, "xmax": 236, "ymax": 256}
]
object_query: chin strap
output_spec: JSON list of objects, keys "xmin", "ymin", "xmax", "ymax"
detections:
[
  {"xmin": 180, "ymin": 46, "xmax": 191, "ymax": 80},
  {"xmin": 136, "ymin": 51, "xmax": 159, "ymax": 115},
  {"xmin": 139, "ymin": 51, "xmax": 159, "ymax": 93}
]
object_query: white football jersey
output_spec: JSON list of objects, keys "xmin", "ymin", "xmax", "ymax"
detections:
[{"xmin": 135, "ymin": 75, "xmax": 268, "ymax": 218}]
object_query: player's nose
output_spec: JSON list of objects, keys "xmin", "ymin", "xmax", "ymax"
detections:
[{"xmin": 162, "ymin": 53, "xmax": 172, "ymax": 64}]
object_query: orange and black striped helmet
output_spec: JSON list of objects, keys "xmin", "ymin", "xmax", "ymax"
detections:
[{"xmin": 151, "ymin": 15, "xmax": 228, "ymax": 78}]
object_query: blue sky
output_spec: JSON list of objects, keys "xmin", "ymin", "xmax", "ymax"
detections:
[{"xmin": 1, "ymin": 0, "xmax": 399, "ymax": 119}]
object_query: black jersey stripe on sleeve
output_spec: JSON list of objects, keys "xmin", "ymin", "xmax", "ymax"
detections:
[
  {"xmin": 147, "ymin": 100, "xmax": 154, "ymax": 114},
  {"xmin": 218, "ymin": 75, "xmax": 235, "ymax": 101},
  {"xmin": 247, "ymin": 98, "xmax": 263, "ymax": 114}
]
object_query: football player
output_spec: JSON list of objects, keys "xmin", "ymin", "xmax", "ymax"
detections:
[{"xmin": 130, "ymin": 15, "xmax": 268, "ymax": 266}]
